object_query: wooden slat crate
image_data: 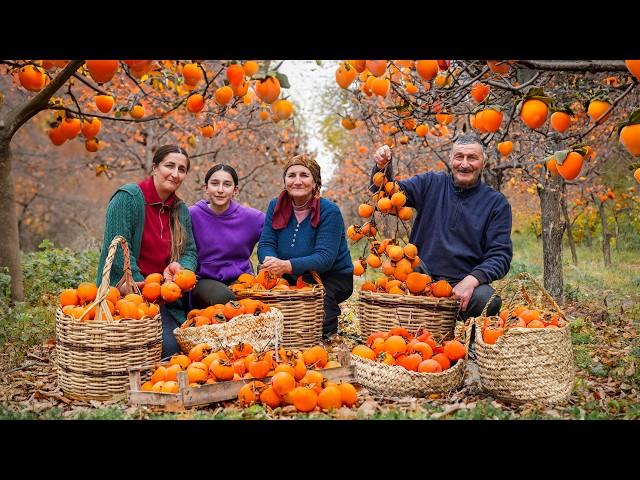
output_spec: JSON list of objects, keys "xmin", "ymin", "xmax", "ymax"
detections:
[{"xmin": 128, "ymin": 348, "xmax": 354, "ymax": 410}]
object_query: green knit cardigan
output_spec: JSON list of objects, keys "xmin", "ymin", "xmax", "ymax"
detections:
[{"xmin": 95, "ymin": 184, "xmax": 198, "ymax": 322}]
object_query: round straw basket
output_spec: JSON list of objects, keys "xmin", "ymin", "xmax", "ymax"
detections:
[
  {"xmin": 358, "ymin": 290, "xmax": 460, "ymax": 340},
  {"xmin": 351, "ymin": 322, "xmax": 471, "ymax": 398},
  {"xmin": 173, "ymin": 308, "xmax": 284, "ymax": 353},
  {"xmin": 55, "ymin": 236, "xmax": 162, "ymax": 401},
  {"xmin": 234, "ymin": 272, "xmax": 324, "ymax": 350},
  {"xmin": 473, "ymin": 272, "xmax": 575, "ymax": 405}
]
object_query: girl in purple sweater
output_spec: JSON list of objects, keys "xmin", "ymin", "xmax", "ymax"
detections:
[{"xmin": 189, "ymin": 165, "xmax": 265, "ymax": 308}]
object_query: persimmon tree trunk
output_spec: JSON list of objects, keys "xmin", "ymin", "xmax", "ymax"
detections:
[
  {"xmin": 0, "ymin": 139, "xmax": 22, "ymax": 301},
  {"xmin": 596, "ymin": 200, "xmax": 612, "ymax": 267},
  {"xmin": 561, "ymin": 189, "xmax": 578, "ymax": 266},
  {"xmin": 584, "ymin": 208, "xmax": 593, "ymax": 248},
  {"xmin": 0, "ymin": 60, "xmax": 83, "ymax": 302},
  {"xmin": 538, "ymin": 174, "xmax": 565, "ymax": 302}
]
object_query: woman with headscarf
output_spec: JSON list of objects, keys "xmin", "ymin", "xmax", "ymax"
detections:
[{"xmin": 257, "ymin": 154, "xmax": 353, "ymax": 339}]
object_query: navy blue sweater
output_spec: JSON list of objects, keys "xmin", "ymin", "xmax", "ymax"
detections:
[
  {"xmin": 371, "ymin": 166, "xmax": 512, "ymax": 284},
  {"xmin": 258, "ymin": 197, "xmax": 353, "ymax": 277}
]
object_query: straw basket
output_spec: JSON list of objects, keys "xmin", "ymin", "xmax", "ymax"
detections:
[
  {"xmin": 473, "ymin": 272, "xmax": 575, "ymax": 405},
  {"xmin": 173, "ymin": 308, "xmax": 284, "ymax": 353},
  {"xmin": 351, "ymin": 322, "xmax": 471, "ymax": 398},
  {"xmin": 55, "ymin": 236, "xmax": 162, "ymax": 401},
  {"xmin": 358, "ymin": 290, "xmax": 460, "ymax": 340},
  {"xmin": 234, "ymin": 272, "xmax": 324, "ymax": 349}
]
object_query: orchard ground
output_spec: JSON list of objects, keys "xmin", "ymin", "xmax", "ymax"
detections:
[{"xmin": 1, "ymin": 229, "xmax": 638, "ymax": 420}]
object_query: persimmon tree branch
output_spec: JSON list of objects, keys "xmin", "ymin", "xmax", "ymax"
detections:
[{"xmin": 516, "ymin": 60, "xmax": 628, "ymax": 72}]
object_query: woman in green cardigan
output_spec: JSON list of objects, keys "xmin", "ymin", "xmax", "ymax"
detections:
[{"xmin": 96, "ymin": 145, "xmax": 198, "ymax": 358}]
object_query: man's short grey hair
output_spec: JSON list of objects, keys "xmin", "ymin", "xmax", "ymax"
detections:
[{"xmin": 452, "ymin": 133, "xmax": 485, "ymax": 159}]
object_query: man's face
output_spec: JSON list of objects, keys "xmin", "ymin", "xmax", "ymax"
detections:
[{"xmin": 450, "ymin": 143, "xmax": 484, "ymax": 189}]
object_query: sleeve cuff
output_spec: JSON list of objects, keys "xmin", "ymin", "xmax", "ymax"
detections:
[{"xmin": 469, "ymin": 270, "xmax": 488, "ymax": 285}]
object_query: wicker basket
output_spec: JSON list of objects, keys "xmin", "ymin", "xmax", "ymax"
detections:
[
  {"xmin": 234, "ymin": 272, "xmax": 324, "ymax": 349},
  {"xmin": 173, "ymin": 308, "xmax": 284, "ymax": 353},
  {"xmin": 473, "ymin": 272, "xmax": 575, "ymax": 405},
  {"xmin": 358, "ymin": 290, "xmax": 460, "ymax": 340},
  {"xmin": 351, "ymin": 322, "xmax": 471, "ymax": 398},
  {"xmin": 56, "ymin": 236, "xmax": 162, "ymax": 401}
]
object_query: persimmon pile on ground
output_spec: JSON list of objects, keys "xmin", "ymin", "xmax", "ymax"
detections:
[
  {"xmin": 351, "ymin": 327, "xmax": 466, "ymax": 373},
  {"xmin": 481, "ymin": 306, "xmax": 568, "ymax": 344}
]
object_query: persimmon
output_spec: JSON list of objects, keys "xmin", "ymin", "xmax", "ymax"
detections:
[
  {"xmin": 619, "ymin": 124, "xmax": 640, "ymax": 157},
  {"xmin": 406, "ymin": 272, "xmax": 430, "ymax": 294},
  {"xmin": 94, "ymin": 94, "xmax": 114, "ymax": 113},
  {"xmin": 302, "ymin": 346, "xmax": 328, "ymax": 368},
  {"xmin": 214, "ymin": 85, "xmax": 233, "ymax": 106},
  {"xmin": 400, "ymin": 353, "xmax": 423, "ymax": 371},
  {"xmin": 222, "ymin": 300, "xmax": 245, "ymax": 320},
  {"xmin": 487, "ymin": 60, "xmax": 511, "ymax": 74},
  {"xmin": 271, "ymin": 371, "xmax": 296, "ymax": 396},
  {"xmin": 432, "ymin": 353, "xmax": 451, "ymax": 370},
  {"xmin": 248, "ymin": 359, "xmax": 270, "ymax": 379},
  {"xmin": 550, "ymin": 111, "xmax": 571, "ymax": 133},
  {"xmin": 48, "ymin": 127, "xmax": 66, "ymax": 146},
  {"xmin": 255, "ymin": 76, "xmax": 281, "ymax": 104},
  {"xmin": 337, "ymin": 383, "xmax": 358, "ymax": 407},
  {"xmin": 358, "ymin": 203, "xmax": 374, "ymax": 218},
  {"xmin": 416, "ymin": 60, "xmax": 438, "ymax": 81},
  {"xmin": 272, "ymin": 99, "xmax": 293, "ymax": 120},
  {"xmin": 182, "ymin": 63, "xmax": 202, "ymax": 86},
  {"xmin": 77, "ymin": 282, "xmax": 98, "ymax": 303},
  {"xmin": 187, "ymin": 362, "xmax": 208, "ymax": 383},
  {"xmin": 187, "ymin": 93, "xmax": 205, "ymax": 113},
  {"xmin": 520, "ymin": 99, "xmax": 548, "ymax": 129},
  {"xmin": 256, "ymin": 269, "xmax": 279, "ymax": 289},
  {"xmin": 366, "ymin": 253, "xmax": 382, "ymax": 268},
  {"xmin": 141, "ymin": 282, "xmax": 161, "ymax": 302},
  {"xmin": 527, "ymin": 319, "xmax": 546, "ymax": 328},
  {"xmin": 625, "ymin": 60, "xmax": 640, "ymax": 81},
  {"xmin": 85, "ymin": 60, "xmax": 119, "ymax": 84},
  {"xmin": 497, "ymin": 141, "xmax": 513, "ymax": 157},
  {"xmin": 291, "ymin": 386, "xmax": 318, "ymax": 412},
  {"xmin": 160, "ymin": 281, "xmax": 182, "ymax": 302},
  {"xmin": 174, "ymin": 269, "xmax": 196, "ymax": 291},
  {"xmin": 212, "ymin": 362, "xmax": 235, "ymax": 381},
  {"xmin": 371, "ymin": 77, "xmax": 390, "ymax": 97},
  {"xmin": 317, "ymin": 386, "xmax": 343, "ymax": 410},
  {"xmin": 391, "ymin": 191, "xmax": 407, "ymax": 208},
  {"xmin": 483, "ymin": 327, "xmax": 504, "ymax": 345},
  {"xmin": 478, "ymin": 108, "xmax": 503, "ymax": 132},
  {"xmin": 150, "ymin": 366, "xmax": 167, "ymax": 383},
  {"xmin": 436, "ymin": 113, "xmax": 453, "ymax": 125},
  {"xmin": 59, "ymin": 289, "xmax": 79, "ymax": 307},
  {"xmin": 260, "ymin": 386, "xmax": 282, "ymax": 408},
  {"xmin": 242, "ymin": 60, "xmax": 259, "ymax": 77},
  {"xmin": 470, "ymin": 82, "xmax": 490, "ymax": 102},
  {"xmin": 18, "ymin": 65, "xmax": 47, "ymax": 92},
  {"xmin": 634, "ymin": 168, "xmax": 640, "ymax": 183},
  {"xmin": 60, "ymin": 118, "xmax": 81, "ymax": 139},
  {"xmin": 188, "ymin": 343, "xmax": 212, "ymax": 363},
  {"xmin": 431, "ymin": 280, "xmax": 453, "ymax": 297},
  {"xmin": 418, "ymin": 359, "xmax": 442, "ymax": 373},
  {"xmin": 170, "ymin": 354, "xmax": 191, "ymax": 370},
  {"xmin": 352, "ymin": 344, "xmax": 376, "ymax": 361},
  {"xmin": 151, "ymin": 381, "xmax": 165, "ymax": 392},
  {"xmin": 335, "ymin": 62, "xmax": 357, "ymax": 89},
  {"xmin": 556, "ymin": 152, "xmax": 584, "ymax": 181},
  {"xmin": 587, "ymin": 100, "xmax": 611, "ymax": 123},
  {"xmin": 130, "ymin": 105, "xmax": 145, "ymax": 119},
  {"xmin": 410, "ymin": 341, "xmax": 433, "ymax": 360},
  {"xmin": 382, "ymin": 335, "xmax": 407, "ymax": 356},
  {"xmin": 443, "ymin": 340, "xmax": 466, "ymax": 361},
  {"xmin": 546, "ymin": 156, "xmax": 560, "ymax": 175}
]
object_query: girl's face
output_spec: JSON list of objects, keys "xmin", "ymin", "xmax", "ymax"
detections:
[
  {"xmin": 285, "ymin": 165, "xmax": 315, "ymax": 204},
  {"xmin": 153, "ymin": 153, "xmax": 189, "ymax": 197},
  {"xmin": 205, "ymin": 170, "xmax": 237, "ymax": 209}
]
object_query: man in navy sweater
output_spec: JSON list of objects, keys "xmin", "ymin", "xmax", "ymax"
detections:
[{"xmin": 371, "ymin": 133, "xmax": 512, "ymax": 320}]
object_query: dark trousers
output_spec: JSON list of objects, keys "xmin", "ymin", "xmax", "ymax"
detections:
[
  {"xmin": 458, "ymin": 283, "xmax": 502, "ymax": 321},
  {"xmin": 160, "ymin": 303, "xmax": 181, "ymax": 359},
  {"xmin": 189, "ymin": 278, "xmax": 236, "ymax": 310},
  {"xmin": 319, "ymin": 272, "xmax": 353, "ymax": 336}
]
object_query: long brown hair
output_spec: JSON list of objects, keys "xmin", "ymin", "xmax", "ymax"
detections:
[{"xmin": 152, "ymin": 145, "xmax": 190, "ymax": 263}]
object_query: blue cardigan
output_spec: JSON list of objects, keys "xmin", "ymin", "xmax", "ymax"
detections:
[
  {"xmin": 258, "ymin": 197, "xmax": 353, "ymax": 277},
  {"xmin": 371, "ymin": 166, "xmax": 512, "ymax": 284}
]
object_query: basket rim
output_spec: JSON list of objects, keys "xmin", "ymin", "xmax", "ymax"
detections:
[
  {"xmin": 56, "ymin": 306, "xmax": 161, "ymax": 323},
  {"xmin": 472, "ymin": 315, "xmax": 571, "ymax": 348},
  {"xmin": 359, "ymin": 289, "xmax": 459, "ymax": 306},
  {"xmin": 173, "ymin": 308, "xmax": 283, "ymax": 335},
  {"xmin": 349, "ymin": 352, "xmax": 465, "ymax": 378}
]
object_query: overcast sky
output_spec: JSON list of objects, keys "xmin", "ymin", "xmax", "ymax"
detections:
[{"xmin": 279, "ymin": 60, "xmax": 340, "ymax": 186}]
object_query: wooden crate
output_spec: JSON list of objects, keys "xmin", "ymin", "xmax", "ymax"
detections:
[{"xmin": 128, "ymin": 349, "xmax": 355, "ymax": 410}]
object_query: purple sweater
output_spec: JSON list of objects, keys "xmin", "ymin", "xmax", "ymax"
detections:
[{"xmin": 189, "ymin": 200, "xmax": 265, "ymax": 284}]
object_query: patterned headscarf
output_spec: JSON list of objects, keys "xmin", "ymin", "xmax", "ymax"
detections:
[
  {"xmin": 272, "ymin": 154, "xmax": 322, "ymax": 230},
  {"xmin": 283, "ymin": 154, "xmax": 322, "ymax": 194}
]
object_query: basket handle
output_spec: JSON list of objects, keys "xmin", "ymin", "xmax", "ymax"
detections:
[
  {"xmin": 516, "ymin": 272, "xmax": 567, "ymax": 320},
  {"xmin": 310, "ymin": 271, "xmax": 323, "ymax": 287},
  {"xmin": 79, "ymin": 235, "xmax": 141, "ymax": 322}
]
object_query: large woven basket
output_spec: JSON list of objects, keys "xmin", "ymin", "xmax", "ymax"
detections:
[
  {"xmin": 234, "ymin": 272, "xmax": 324, "ymax": 349},
  {"xmin": 351, "ymin": 322, "xmax": 471, "ymax": 398},
  {"xmin": 473, "ymin": 272, "xmax": 575, "ymax": 405},
  {"xmin": 358, "ymin": 290, "xmax": 460, "ymax": 340},
  {"xmin": 173, "ymin": 308, "xmax": 284, "ymax": 353},
  {"xmin": 56, "ymin": 236, "xmax": 162, "ymax": 401}
]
